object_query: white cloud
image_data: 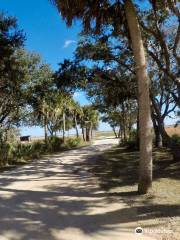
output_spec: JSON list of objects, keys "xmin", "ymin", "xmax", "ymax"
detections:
[
  {"xmin": 73, "ymin": 92, "xmax": 81, "ymax": 98},
  {"xmin": 63, "ymin": 40, "xmax": 76, "ymax": 48}
]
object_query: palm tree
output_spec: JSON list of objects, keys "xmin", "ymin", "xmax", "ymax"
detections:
[
  {"xmin": 51, "ymin": 0, "xmax": 176, "ymax": 193},
  {"xmin": 71, "ymin": 101, "xmax": 83, "ymax": 138},
  {"xmin": 82, "ymin": 105, "xmax": 99, "ymax": 141}
]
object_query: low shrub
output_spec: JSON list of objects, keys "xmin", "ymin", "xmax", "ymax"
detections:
[
  {"xmin": 119, "ymin": 139, "xmax": 138, "ymax": 150},
  {"xmin": 65, "ymin": 137, "xmax": 82, "ymax": 148},
  {"xmin": 171, "ymin": 134, "xmax": 180, "ymax": 161},
  {"xmin": 47, "ymin": 136, "xmax": 64, "ymax": 152},
  {"xmin": 171, "ymin": 134, "xmax": 180, "ymax": 146},
  {"xmin": 0, "ymin": 136, "xmax": 83, "ymax": 168}
]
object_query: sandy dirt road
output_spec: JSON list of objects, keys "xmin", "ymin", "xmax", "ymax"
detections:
[{"xmin": 0, "ymin": 138, "xmax": 156, "ymax": 240}]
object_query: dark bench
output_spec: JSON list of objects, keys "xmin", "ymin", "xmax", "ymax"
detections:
[{"xmin": 20, "ymin": 136, "xmax": 31, "ymax": 142}]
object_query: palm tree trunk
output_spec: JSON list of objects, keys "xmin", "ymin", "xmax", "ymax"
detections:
[
  {"xmin": 82, "ymin": 127, "xmax": 85, "ymax": 141},
  {"xmin": 44, "ymin": 115, "xmax": 48, "ymax": 143},
  {"xmin": 125, "ymin": 0, "xmax": 152, "ymax": 194},
  {"xmin": 62, "ymin": 111, "xmax": 66, "ymax": 143},
  {"xmin": 90, "ymin": 122, "xmax": 93, "ymax": 140},
  {"xmin": 86, "ymin": 127, "xmax": 90, "ymax": 142},
  {"xmin": 74, "ymin": 115, "xmax": 79, "ymax": 138}
]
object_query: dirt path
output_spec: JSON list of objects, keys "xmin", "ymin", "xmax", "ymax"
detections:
[{"xmin": 0, "ymin": 139, "xmax": 156, "ymax": 240}]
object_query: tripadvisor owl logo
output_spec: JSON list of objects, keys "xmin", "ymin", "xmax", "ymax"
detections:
[{"xmin": 135, "ymin": 227, "xmax": 143, "ymax": 234}]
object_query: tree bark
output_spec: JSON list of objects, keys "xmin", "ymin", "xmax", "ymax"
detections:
[
  {"xmin": 90, "ymin": 125, "xmax": 93, "ymax": 139},
  {"xmin": 112, "ymin": 126, "xmax": 118, "ymax": 138},
  {"xmin": 136, "ymin": 110, "xmax": 140, "ymax": 149},
  {"xmin": 62, "ymin": 111, "xmax": 66, "ymax": 143},
  {"xmin": 125, "ymin": 0, "xmax": 152, "ymax": 194},
  {"xmin": 118, "ymin": 127, "xmax": 121, "ymax": 138},
  {"xmin": 157, "ymin": 117, "xmax": 171, "ymax": 147},
  {"xmin": 122, "ymin": 102, "xmax": 127, "ymax": 142},
  {"xmin": 74, "ymin": 115, "xmax": 79, "ymax": 138},
  {"xmin": 82, "ymin": 127, "xmax": 85, "ymax": 141},
  {"xmin": 44, "ymin": 115, "xmax": 48, "ymax": 144},
  {"xmin": 152, "ymin": 116, "xmax": 162, "ymax": 148},
  {"xmin": 86, "ymin": 127, "xmax": 90, "ymax": 142}
]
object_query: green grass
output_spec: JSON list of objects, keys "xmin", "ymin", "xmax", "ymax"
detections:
[{"xmin": 89, "ymin": 146, "xmax": 180, "ymax": 240}]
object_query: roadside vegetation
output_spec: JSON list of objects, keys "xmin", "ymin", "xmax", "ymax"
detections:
[
  {"xmin": 0, "ymin": 13, "xmax": 98, "ymax": 168},
  {"xmin": 0, "ymin": 134, "xmax": 85, "ymax": 169},
  {"xmin": 0, "ymin": 1, "xmax": 180, "ymax": 239},
  {"xmin": 89, "ymin": 144, "xmax": 180, "ymax": 239},
  {"xmin": 0, "ymin": 1, "xmax": 179, "ymax": 194}
]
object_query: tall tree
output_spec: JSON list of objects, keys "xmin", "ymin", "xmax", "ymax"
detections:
[
  {"xmin": 51, "ymin": 0, "xmax": 178, "ymax": 193},
  {"xmin": 51, "ymin": 0, "xmax": 153, "ymax": 193},
  {"xmin": 82, "ymin": 105, "xmax": 99, "ymax": 141},
  {"xmin": 0, "ymin": 13, "xmax": 25, "ymax": 136}
]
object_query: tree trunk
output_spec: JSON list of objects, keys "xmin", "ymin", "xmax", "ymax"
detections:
[
  {"xmin": 86, "ymin": 127, "xmax": 90, "ymax": 142},
  {"xmin": 155, "ymin": 126, "xmax": 163, "ymax": 148},
  {"xmin": 82, "ymin": 127, "xmax": 85, "ymax": 141},
  {"xmin": 157, "ymin": 117, "xmax": 171, "ymax": 147},
  {"xmin": 152, "ymin": 115, "xmax": 162, "ymax": 148},
  {"xmin": 118, "ymin": 127, "xmax": 121, "ymax": 138},
  {"xmin": 125, "ymin": 0, "xmax": 152, "ymax": 194},
  {"xmin": 90, "ymin": 126, "xmax": 93, "ymax": 139},
  {"xmin": 112, "ymin": 126, "xmax": 118, "ymax": 138},
  {"xmin": 44, "ymin": 115, "xmax": 48, "ymax": 143},
  {"xmin": 122, "ymin": 103, "xmax": 127, "ymax": 142},
  {"xmin": 136, "ymin": 110, "xmax": 140, "ymax": 149},
  {"xmin": 74, "ymin": 115, "xmax": 79, "ymax": 138},
  {"xmin": 62, "ymin": 111, "xmax": 66, "ymax": 143}
]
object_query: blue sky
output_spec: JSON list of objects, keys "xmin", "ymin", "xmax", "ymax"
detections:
[
  {"xmin": 0, "ymin": 0, "xmax": 177, "ymax": 136},
  {"xmin": 0, "ymin": 0, "xmax": 110, "ymax": 136}
]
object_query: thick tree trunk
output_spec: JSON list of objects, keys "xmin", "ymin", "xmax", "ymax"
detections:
[
  {"xmin": 154, "ymin": 124, "xmax": 163, "ymax": 148},
  {"xmin": 62, "ymin": 111, "xmax": 66, "ymax": 143},
  {"xmin": 74, "ymin": 115, "xmax": 79, "ymax": 138},
  {"xmin": 85, "ymin": 127, "xmax": 89, "ymax": 141},
  {"xmin": 157, "ymin": 117, "xmax": 171, "ymax": 147},
  {"xmin": 85, "ymin": 122, "xmax": 92, "ymax": 142},
  {"xmin": 125, "ymin": 0, "xmax": 152, "ymax": 194},
  {"xmin": 86, "ymin": 127, "xmax": 90, "ymax": 142},
  {"xmin": 155, "ymin": 127, "xmax": 162, "ymax": 147},
  {"xmin": 152, "ymin": 115, "xmax": 162, "ymax": 148},
  {"xmin": 136, "ymin": 110, "xmax": 140, "ymax": 149}
]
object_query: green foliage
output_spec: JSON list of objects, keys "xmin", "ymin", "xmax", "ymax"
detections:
[
  {"xmin": 120, "ymin": 129, "xmax": 138, "ymax": 150},
  {"xmin": 129, "ymin": 129, "xmax": 137, "ymax": 141},
  {"xmin": 65, "ymin": 137, "xmax": 82, "ymax": 148},
  {"xmin": 82, "ymin": 105, "xmax": 99, "ymax": 129},
  {"xmin": 9, "ymin": 141, "xmax": 46, "ymax": 162},
  {"xmin": 171, "ymin": 134, "xmax": 180, "ymax": 146},
  {"xmin": 47, "ymin": 136, "xmax": 64, "ymax": 152},
  {"xmin": 171, "ymin": 134, "xmax": 180, "ymax": 161},
  {"xmin": 0, "ymin": 136, "xmax": 84, "ymax": 167}
]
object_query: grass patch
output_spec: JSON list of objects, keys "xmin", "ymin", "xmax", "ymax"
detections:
[{"xmin": 89, "ymin": 146, "xmax": 180, "ymax": 240}]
